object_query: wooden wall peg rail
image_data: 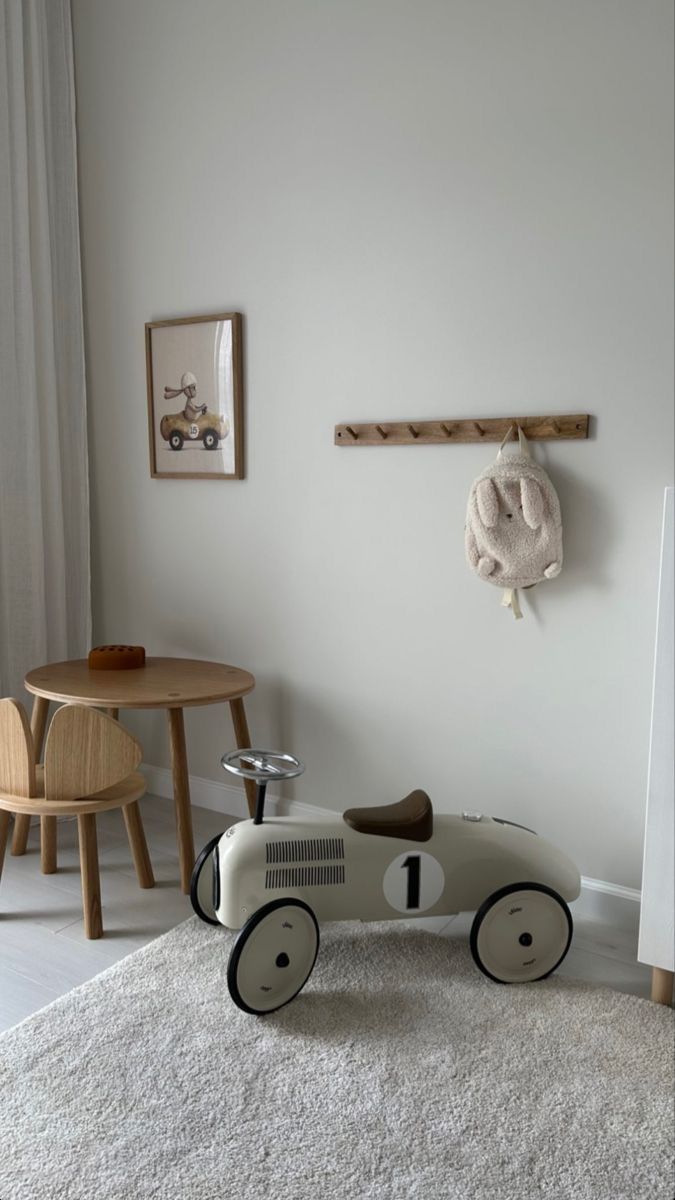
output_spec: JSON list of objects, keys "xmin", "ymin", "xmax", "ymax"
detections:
[{"xmin": 335, "ymin": 414, "xmax": 589, "ymax": 447}]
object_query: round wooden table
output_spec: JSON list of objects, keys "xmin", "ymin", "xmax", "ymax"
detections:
[{"xmin": 14, "ymin": 658, "xmax": 256, "ymax": 893}]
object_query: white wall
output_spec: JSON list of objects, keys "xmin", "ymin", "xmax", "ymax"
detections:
[{"xmin": 71, "ymin": 0, "xmax": 673, "ymax": 889}]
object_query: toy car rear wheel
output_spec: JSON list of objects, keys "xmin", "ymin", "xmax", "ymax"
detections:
[
  {"xmin": 190, "ymin": 834, "xmax": 221, "ymax": 926},
  {"xmin": 169, "ymin": 431, "xmax": 184, "ymax": 451},
  {"xmin": 202, "ymin": 428, "xmax": 219, "ymax": 449},
  {"xmin": 470, "ymin": 882, "xmax": 573, "ymax": 984},
  {"xmin": 228, "ymin": 898, "xmax": 319, "ymax": 1015}
]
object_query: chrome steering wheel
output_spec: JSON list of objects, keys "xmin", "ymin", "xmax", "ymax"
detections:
[
  {"xmin": 221, "ymin": 749, "xmax": 305, "ymax": 782},
  {"xmin": 221, "ymin": 749, "xmax": 305, "ymax": 824}
]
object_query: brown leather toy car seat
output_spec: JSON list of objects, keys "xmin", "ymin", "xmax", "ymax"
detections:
[{"xmin": 343, "ymin": 789, "xmax": 433, "ymax": 842}]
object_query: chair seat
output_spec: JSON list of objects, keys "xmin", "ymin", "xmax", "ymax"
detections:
[{"xmin": 0, "ymin": 769, "xmax": 146, "ymax": 816}]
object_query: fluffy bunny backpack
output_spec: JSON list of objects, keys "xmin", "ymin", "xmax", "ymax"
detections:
[{"xmin": 465, "ymin": 426, "xmax": 563, "ymax": 619}]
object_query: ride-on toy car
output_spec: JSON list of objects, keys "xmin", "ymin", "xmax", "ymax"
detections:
[{"xmin": 191, "ymin": 751, "xmax": 580, "ymax": 1015}]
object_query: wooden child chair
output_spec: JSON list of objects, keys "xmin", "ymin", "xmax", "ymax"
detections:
[{"xmin": 0, "ymin": 699, "xmax": 154, "ymax": 938}]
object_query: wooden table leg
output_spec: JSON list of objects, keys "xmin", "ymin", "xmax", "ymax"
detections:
[
  {"xmin": 167, "ymin": 708, "xmax": 195, "ymax": 894},
  {"xmin": 122, "ymin": 801, "xmax": 155, "ymax": 889},
  {"xmin": 229, "ymin": 696, "xmax": 257, "ymax": 818},
  {"xmin": 651, "ymin": 967, "xmax": 674, "ymax": 1006},
  {"xmin": 12, "ymin": 695, "xmax": 50, "ymax": 856}
]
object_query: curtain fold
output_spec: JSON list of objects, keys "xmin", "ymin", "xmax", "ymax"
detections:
[{"xmin": 0, "ymin": 0, "xmax": 90, "ymax": 697}]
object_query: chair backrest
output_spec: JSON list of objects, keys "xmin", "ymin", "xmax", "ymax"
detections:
[
  {"xmin": 0, "ymin": 699, "xmax": 37, "ymax": 797},
  {"xmin": 43, "ymin": 705, "xmax": 142, "ymax": 803}
]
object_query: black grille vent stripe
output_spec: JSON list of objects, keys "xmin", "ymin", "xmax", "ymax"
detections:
[
  {"xmin": 265, "ymin": 865, "xmax": 346, "ymax": 890},
  {"xmin": 265, "ymin": 838, "xmax": 345, "ymax": 865}
]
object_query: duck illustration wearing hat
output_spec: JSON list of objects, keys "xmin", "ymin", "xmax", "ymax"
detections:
[{"xmin": 163, "ymin": 372, "xmax": 207, "ymax": 422}]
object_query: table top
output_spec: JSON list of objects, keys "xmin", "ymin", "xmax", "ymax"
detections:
[{"xmin": 24, "ymin": 658, "xmax": 255, "ymax": 709}]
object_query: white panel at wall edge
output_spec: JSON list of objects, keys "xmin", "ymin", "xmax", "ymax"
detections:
[{"xmin": 638, "ymin": 488, "xmax": 675, "ymax": 972}]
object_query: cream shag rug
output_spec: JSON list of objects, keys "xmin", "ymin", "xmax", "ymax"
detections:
[{"xmin": 0, "ymin": 919, "xmax": 672, "ymax": 1200}]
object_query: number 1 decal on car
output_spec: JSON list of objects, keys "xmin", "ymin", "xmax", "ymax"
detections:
[{"xmin": 382, "ymin": 852, "xmax": 445, "ymax": 913}]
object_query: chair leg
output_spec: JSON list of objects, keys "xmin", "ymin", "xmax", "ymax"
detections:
[
  {"xmin": 122, "ymin": 802, "xmax": 155, "ymax": 889},
  {"xmin": 0, "ymin": 810, "xmax": 11, "ymax": 884},
  {"xmin": 41, "ymin": 816, "xmax": 57, "ymax": 874},
  {"xmin": 11, "ymin": 814, "xmax": 31, "ymax": 856},
  {"xmin": 77, "ymin": 814, "xmax": 103, "ymax": 939}
]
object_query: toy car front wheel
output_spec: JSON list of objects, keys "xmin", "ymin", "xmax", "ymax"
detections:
[
  {"xmin": 202, "ymin": 428, "xmax": 219, "ymax": 449},
  {"xmin": 470, "ymin": 882, "xmax": 573, "ymax": 984},
  {"xmin": 228, "ymin": 898, "xmax": 319, "ymax": 1015},
  {"xmin": 169, "ymin": 431, "xmax": 184, "ymax": 451},
  {"xmin": 190, "ymin": 834, "xmax": 221, "ymax": 926}
]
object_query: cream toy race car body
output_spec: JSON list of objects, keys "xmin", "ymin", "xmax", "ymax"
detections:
[{"xmin": 191, "ymin": 751, "xmax": 580, "ymax": 1015}]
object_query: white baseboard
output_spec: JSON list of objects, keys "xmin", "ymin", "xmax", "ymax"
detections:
[
  {"xmin": 140, "ymin": 763, "xmax": 641, "ymax": 933},
  {"xmin": 140, "ymin": 763, "xmax": 322, "ymax": 822}
]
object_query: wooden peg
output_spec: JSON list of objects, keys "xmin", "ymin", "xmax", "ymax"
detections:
[
  {"xmin": 376, "ymin": 425, "xmax": 388, "ymax": 440},
  {"xmin": 441, "ymin": 424, "xmax": 452, "ymax": 437},
  {"xmin": 346, "ymin": 426, "xmax": 358, "ymax": 440},
  {"xmin": 548, "ymin": 419, "xmax": 561, "ymax": 434},
  {"xmin": 407, "ymin": 424, "xmax": 419, "ymax": 439},
  {"xmin": 472, "ymin": 422, "xmax": 485, "ymax": 437}
]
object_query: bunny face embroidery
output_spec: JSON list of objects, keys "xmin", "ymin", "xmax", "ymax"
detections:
[{"xmin": 466, "ymin": 454, "xmax": 563, "ymax": 591}]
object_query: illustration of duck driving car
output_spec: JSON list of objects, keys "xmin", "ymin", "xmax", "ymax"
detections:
[{"xmin": 160, "ymin": 371, "xmax": 229, "ymax": 451}]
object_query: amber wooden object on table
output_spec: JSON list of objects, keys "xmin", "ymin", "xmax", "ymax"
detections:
[
  {"xmin": 89, "ymin": 645, "xmax": 146, "ymax": 670},
  {"xmin": 0, "ymin": 700, "xmax": 154, "ymax": 939}
]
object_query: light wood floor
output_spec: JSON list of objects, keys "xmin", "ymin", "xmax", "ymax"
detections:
[{"xmin": 0, "ymin": 796, "xmax": 653, "ymax": 1033}]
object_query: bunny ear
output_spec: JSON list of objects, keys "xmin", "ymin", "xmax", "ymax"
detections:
[
  {"xmin": 521, "ymin": 477, "xmax": 544, "ymax": 529},
  {"xmin": 476, "ymin": 478, "xmax": 499, "ymax": 527}
]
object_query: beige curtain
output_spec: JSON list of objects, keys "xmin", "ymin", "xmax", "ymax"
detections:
[{"xmin": 0, "ymin": 0, "xmax": 90, "ymax": 697}]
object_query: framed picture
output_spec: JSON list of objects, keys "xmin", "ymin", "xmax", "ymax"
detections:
[{"xmin": 145, "ymin": 311, "xmax": 244, "ymax": 479}]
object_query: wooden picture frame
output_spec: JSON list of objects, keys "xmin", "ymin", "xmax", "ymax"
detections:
[{"xmin": 145, "ymin": 312, "xmax": 244, "ymax": 479}]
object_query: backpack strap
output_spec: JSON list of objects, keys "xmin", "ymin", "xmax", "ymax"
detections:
[
  {"xmin": 497, "ymin": 424, "xmax": 530, "ymax": 460},
  {"xmin": 501, "ymin": 587, "xmax": 523, "ymax": 620}
]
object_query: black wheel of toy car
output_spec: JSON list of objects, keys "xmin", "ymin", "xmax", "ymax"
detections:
[
  {"xmin": 202, "ymin": 428, "xmax": 219, "ymax": 450},
  {"xmin": 190, "ymin": 834, "xmax": 222, "ymax": 926},
  {"xmin": 228, "ymin": 898, "xmax": 320, "ymax": 1015},
  {"xmin": 470, "ymin": 882, "xmax": 573, "ymax": 984},
  {"xmin": 169, "ymin": 431, "xmax": 184, "ymax": 451}
]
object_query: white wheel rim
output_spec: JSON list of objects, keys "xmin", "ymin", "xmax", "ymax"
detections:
[
  {"xmin": 476, "ymin": 889, "xmax": 570, "ymax": 983},
  {"xmin": 234, "ymin": 905, "xmax": 318, "ymax": 1013}
]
